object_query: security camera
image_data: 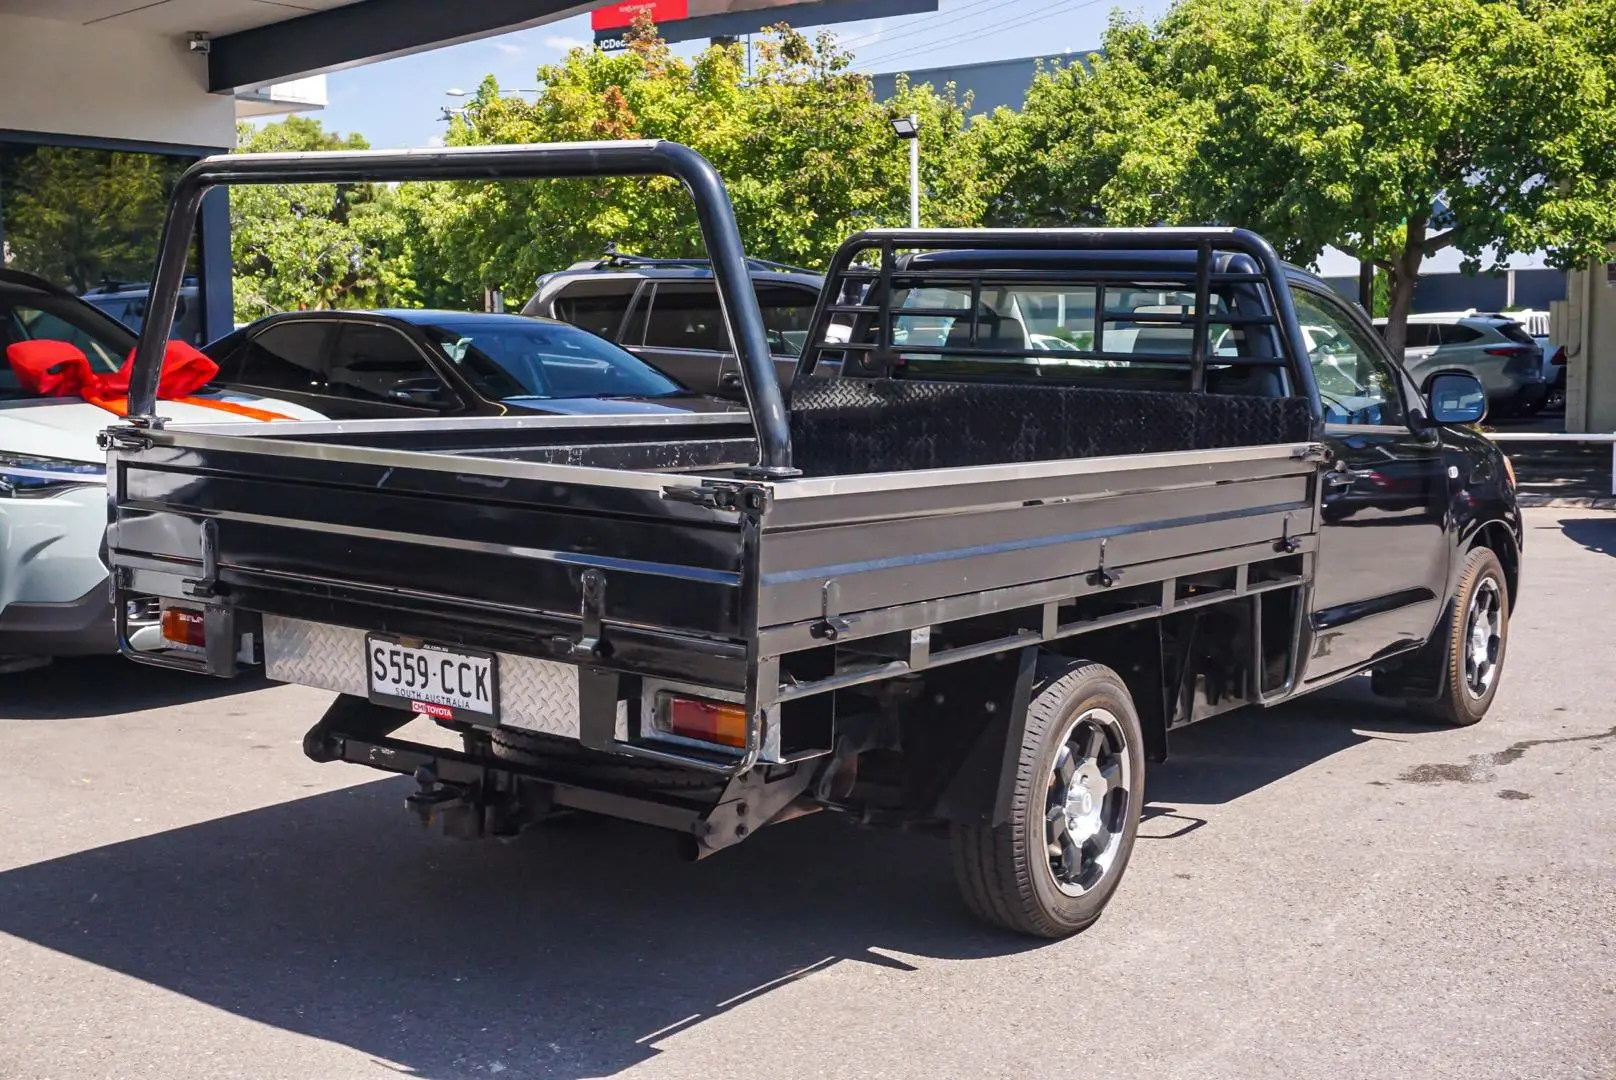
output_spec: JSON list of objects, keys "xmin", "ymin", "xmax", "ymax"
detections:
[{"xmin": 187, "ymin": 32, "xmax": 211, "ymax": 54}]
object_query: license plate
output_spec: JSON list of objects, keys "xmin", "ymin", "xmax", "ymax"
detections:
[{"xmin": 365, "ymin": 634, "xmax": 498, "ymax": 722}]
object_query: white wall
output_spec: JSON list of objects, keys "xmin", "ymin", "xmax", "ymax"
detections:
[
  {"xmin": 1556, "ymin": 259, "xmax": 1616, "ymax": 434},
  {"xmin": 0, "ymin": 13, "xmax": 235, "ymax": 148},
  {"xmin": 235, "ymin": 75, "xmax": 329, "ymax": 119}
]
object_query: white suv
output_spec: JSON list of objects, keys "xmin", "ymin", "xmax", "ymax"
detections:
[
  {"xmin": 1372, "ymin": 311, "xmax": 1546, "ymax": 416},
  {"xmin": 0, "ymin": 270, "xmax": 324, "ymax": 672}
]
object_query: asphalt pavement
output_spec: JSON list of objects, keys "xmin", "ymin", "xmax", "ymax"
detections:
[{"xmin": 1, "ymin": 507, "xmax": 1613, "ymax": 1080}]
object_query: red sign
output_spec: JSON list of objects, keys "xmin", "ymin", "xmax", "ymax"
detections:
[{"xmin": 591, "ymin": 0, "xmax": 690, "ymax": 30}]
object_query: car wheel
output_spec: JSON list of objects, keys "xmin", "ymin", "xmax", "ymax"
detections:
[
  {"xmin": 950, "ymin": 661, "xmax": 1145, "ymax": 938},
  {"xmin": 1421, "ymin": 547, "xmax": 1510, "ymax": 726}
]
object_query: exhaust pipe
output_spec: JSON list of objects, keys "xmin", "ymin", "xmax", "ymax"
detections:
[{"xmin": 675, "ymin": 832, "xmax": 705, "ymax": 862}]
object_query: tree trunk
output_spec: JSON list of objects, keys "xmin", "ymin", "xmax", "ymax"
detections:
[
  {"xmin": 1358, "ymin": 261, "xmax": 1374, "ymax": 312},
  {"xmin": 1379, "ymin": 218, "xmax": 1427, "ymax": 358},
  {"xmin": 1383, "ymin": 266, "xmax": 1418, "ymax": 356}
]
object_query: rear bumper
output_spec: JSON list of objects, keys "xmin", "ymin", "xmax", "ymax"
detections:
[{"xmin": 1500, "ymin": 382, "xmax": 1547, "ymax": 411}]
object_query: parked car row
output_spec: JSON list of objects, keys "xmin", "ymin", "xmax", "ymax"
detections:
[{"xmin": 521, "ymin": 249, "xmax": 824, "ymax": 396}]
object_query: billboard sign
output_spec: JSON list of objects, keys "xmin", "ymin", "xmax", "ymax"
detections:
[{"xmin": 592, "ymin": 0, "xmax": 939, "ymax": 48}]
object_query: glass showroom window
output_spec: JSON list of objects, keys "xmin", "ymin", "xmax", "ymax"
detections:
[{"xmin": 0, "ymin": 141, "xmax": 205, "ymax": 343}]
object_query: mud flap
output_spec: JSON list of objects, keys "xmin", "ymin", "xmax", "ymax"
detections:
[{"xmin": 930, "ymin": 647, "xmax": 1039, "ymax": 828}]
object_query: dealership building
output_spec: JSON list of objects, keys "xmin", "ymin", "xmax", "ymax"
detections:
[{"xmin": 0, "ymin": 0, "xmax": 621, "ymax": 346}]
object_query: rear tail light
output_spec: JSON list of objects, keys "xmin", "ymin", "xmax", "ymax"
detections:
[
  {"xmin": 1551, "ymin": 346, "xmax": 1566, "ymax": 366},
  {"xmin": 658, "ymin": 694, "xmax": 748, "ymax": 749},
  {"xmin": 1486, "ymin": 345, "xmax": 1538, "ymax": 375},
  {"xmin": 160, "ymin": 607, "xmax": 206, "ymax": 648}
]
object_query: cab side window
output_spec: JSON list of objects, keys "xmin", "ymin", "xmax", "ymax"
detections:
[
  {"xmin": 551, "ymin": 281, "xmax": 638, "ymax": 342},
  {"xmin": 1290, "ymin": 289, "xmax": 1406, "ymax": 426},
  {"xmin": 643, "ymin": 282, "xmax": 727, "ymax": 352},
  {"xmin": 327, "ymin": 322, "xmax": 452, "ymax": 407},
  {"xmin": 223, "ymin": 321, "xmax": 335, "ymax": 393},
  {"xmin": 1401, "ymin": 324, "xmax": 1436, "ymax": 348},
  {"xmin": 758, "ymin": 286, "xmax": 818, "ymax": 356}
]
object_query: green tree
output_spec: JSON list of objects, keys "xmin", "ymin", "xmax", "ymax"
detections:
[
  {"xmin": 988, "ymin": 0, "xmax": 1616, "ymax": 353},
  {"xmin": 0, "ymin": 146, "xmax": 185, "ymax": 291},
  {"xmin": 402, "ymin": 17, "xmax": 983, "ymax": 302},
  {"xmin": 230, "ymin": 116, "xmax": 415, "ymax": 320}
]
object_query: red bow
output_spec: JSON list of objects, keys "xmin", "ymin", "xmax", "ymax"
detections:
[{"xmin": 5, "ymin": 339, "xmax": 291, "ymax": 422}]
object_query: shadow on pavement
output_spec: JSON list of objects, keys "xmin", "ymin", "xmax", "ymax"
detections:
[
  {"xmin": 1141, "ymin": 677, "xmax": 1438, "ymax": 837},
  {"xmin": 0, "ymin": 680, "xmax": 1425, "ymax": 1079},
  {"xmin": 0, "ymin": 654, "xmax": 268, "ymax": 720},
  {"xmin": 1556, "ymin": 515, "xmax": 1616, "ymax": 558}
]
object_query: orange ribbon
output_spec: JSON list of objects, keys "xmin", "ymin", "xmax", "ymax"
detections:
[{"xmin": 5, "ymin": 339, "xmax": 294, "ymax": 421}]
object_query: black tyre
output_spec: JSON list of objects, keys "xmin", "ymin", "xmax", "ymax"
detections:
[
  {"xmin": 487, "ymin": 728, "xmax": 720, "ymax": 791},
  {"xmin": 1420, "ymin": 546, "xmax": 1510, "ymax": 726},
  {"xmin": 950, "ymin": 661, "xmax": 1146, "ymax": 939}
]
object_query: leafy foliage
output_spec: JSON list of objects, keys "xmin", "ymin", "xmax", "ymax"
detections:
[
  {"xmin": 230, "ymin": 116, "xmax": 415, "ymax": 321},
  {"xmin": 399, "ymin": 18, "xmax": 984, "ymax": 304},
  {"xmin": 987, "ymin": 0, "xmax": 1616, "ymax": 350},
  {"xmin": 0, "ymin": 146, "xmax": 185, "ymax": 292}
]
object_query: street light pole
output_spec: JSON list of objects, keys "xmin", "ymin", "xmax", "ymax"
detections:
[
  {"xmin": 890, "ymin": 114, "xmax": 920, "ymax": 229},
  {"xmin": 908, "ymin": 115, "xmax": 920, "ymax": 229}
]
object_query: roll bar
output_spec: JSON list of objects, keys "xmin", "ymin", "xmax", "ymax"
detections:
[{"xmin": 125, "ymin": 140, "xmax": 796, "ymax": 477}]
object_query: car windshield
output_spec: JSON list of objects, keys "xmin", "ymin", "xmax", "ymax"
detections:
[
  {"xmin": 1, "ymin": 288, "xmax": 135, "ymax": 399},
  {"xmin": 420, "ymin": 319, "xmax": 684, "ymax": 400}
]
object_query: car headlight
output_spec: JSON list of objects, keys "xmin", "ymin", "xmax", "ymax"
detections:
[{"xmin": 0, "ymin": 453, "xmax": 107, "ymax": 497}]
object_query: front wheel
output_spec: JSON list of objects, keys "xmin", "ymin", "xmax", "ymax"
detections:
[
  {"xmin": 1424, "ymin": 547, "xmax": 1510, "ymax": 726},
  {"xmin": 950, "ymin": 661, "xmax": 1145, "ymax": 938}
]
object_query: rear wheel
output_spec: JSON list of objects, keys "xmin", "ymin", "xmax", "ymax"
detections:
[{"xmin": 950, "ymin": 662, "xmax": 1145, "ymax": 938}]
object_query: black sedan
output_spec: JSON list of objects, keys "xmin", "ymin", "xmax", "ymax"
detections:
[{"xmin": 204, "ymin": 309, "xmax": 738, "ymax": 420}]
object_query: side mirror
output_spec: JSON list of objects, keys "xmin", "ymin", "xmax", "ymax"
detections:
[
  {"xmin": 388, "ymin": 377, "xmax": 450, "ymax": 408},
  {"xmin": 1425, "ymin": 371, "xmax": 1486, "ymax": 425}
]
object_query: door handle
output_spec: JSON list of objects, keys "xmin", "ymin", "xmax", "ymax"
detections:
[{"xmin": 719, "ymin": 372, "xmax": 743, "ymax": 390}]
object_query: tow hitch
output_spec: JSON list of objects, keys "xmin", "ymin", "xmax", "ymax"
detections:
[{"xmin": 404, "ymin": 763, "xmax": 551, "ymax": 841}]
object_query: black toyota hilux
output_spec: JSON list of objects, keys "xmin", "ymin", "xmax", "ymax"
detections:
[{"xmin": 102, "ymin": 141, "xmax": 1520, "ymax": 939}]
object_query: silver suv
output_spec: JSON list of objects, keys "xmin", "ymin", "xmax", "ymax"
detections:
[
  {"xmin": 1372, "ymin": 311, "xmax": 1546, "ymax": 416},
  {"xmin": 522, "ymin": 249, "xmax": 823, "ymax": 398}
]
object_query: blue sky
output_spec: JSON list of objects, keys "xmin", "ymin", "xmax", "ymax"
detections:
[{"xmin": 318, "ymin": 0, "xmax": 1173, "ymax": 151}]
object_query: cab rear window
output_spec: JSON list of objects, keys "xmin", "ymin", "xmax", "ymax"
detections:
[{"xmin": 1496, "ymin": 322, "xmax": 1536, "ymax": 347}]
